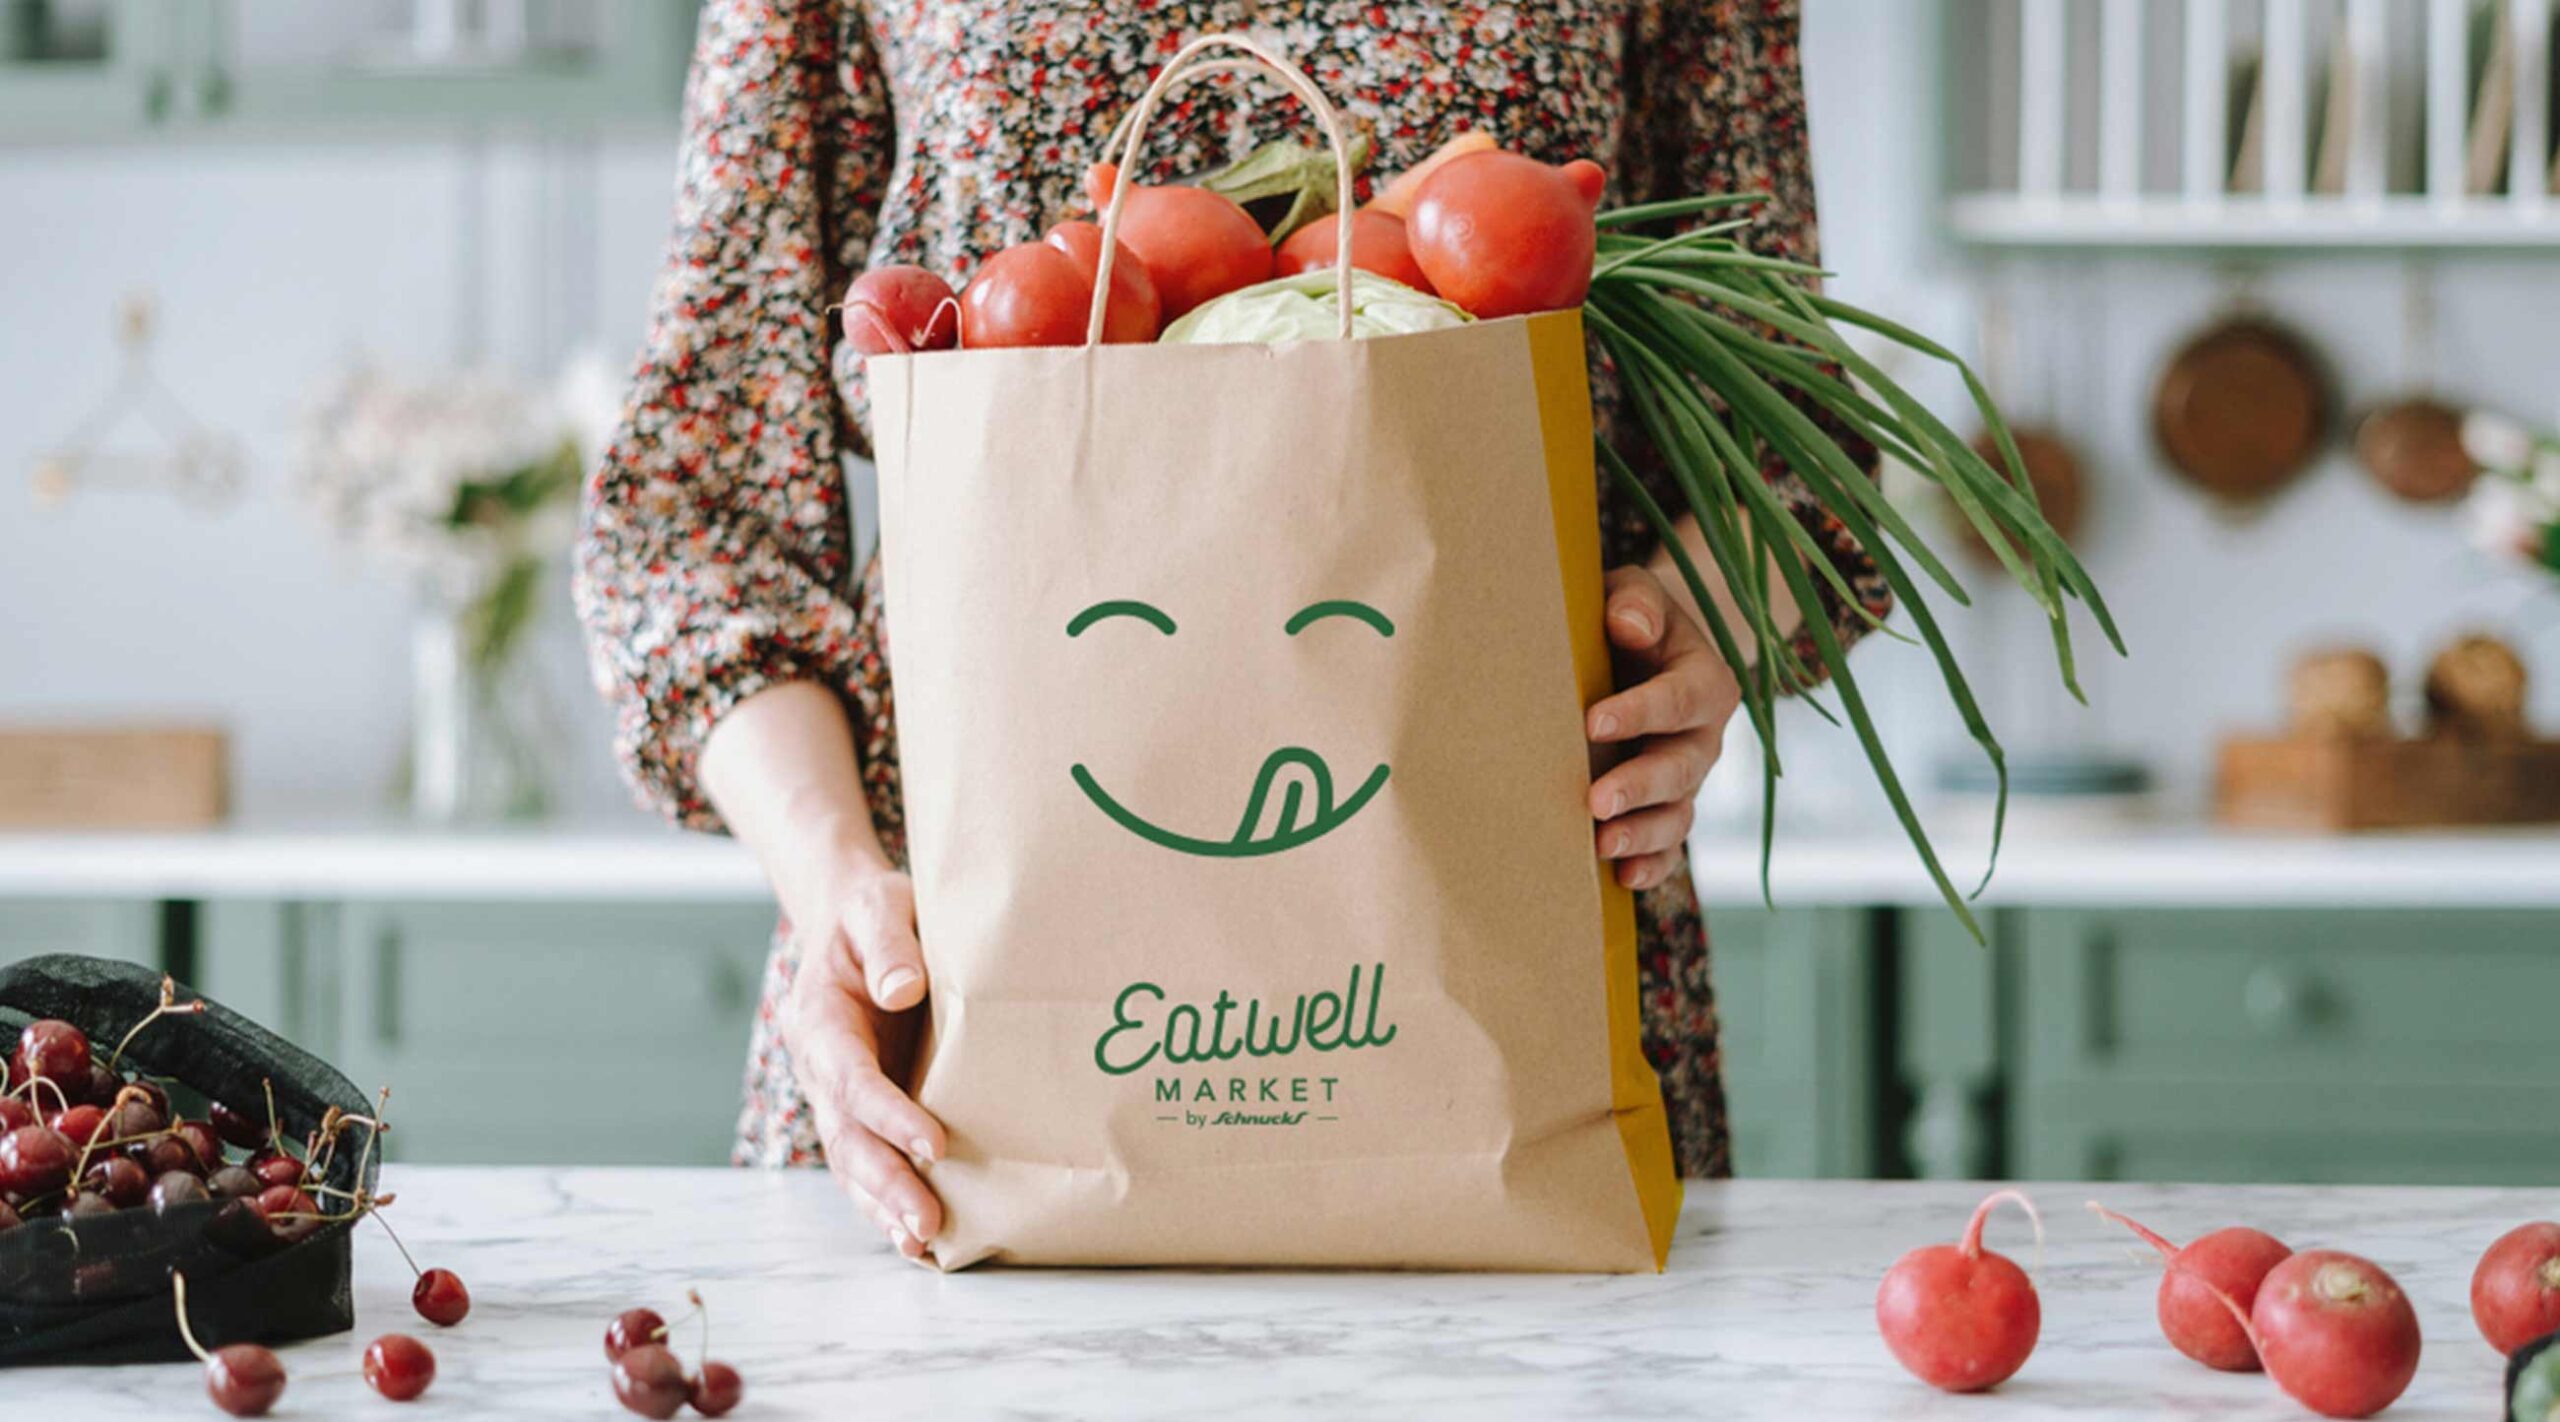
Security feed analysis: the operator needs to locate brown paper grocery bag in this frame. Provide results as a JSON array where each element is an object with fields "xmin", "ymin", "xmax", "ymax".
[{"xmin": 867, "ymin": 36, "xmax": 1678, "ymax": 1272}]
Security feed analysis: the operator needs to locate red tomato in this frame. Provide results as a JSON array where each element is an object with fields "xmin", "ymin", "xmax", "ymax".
[
  {"xmin": 1406, "ymin": 152, "xmax": 1605, "ymax": 320},
  {"xmin": 957, "ymin": 243, "xmax": 1094, "ymax": 349},
  {"xmin": 842, "ymin": 264, "xmax": 959, "ymax": 356},
  {"xmin": 1083, "ymin": 162, "xmax": 1272, "ymax": 320},
  {"xmin": 1273, "ymin": 211, "xmax": 1434, "ymax": 294},
  {"xmin": 1042, "ymin": 221, "xmax": 1161, "ymax": 343}
]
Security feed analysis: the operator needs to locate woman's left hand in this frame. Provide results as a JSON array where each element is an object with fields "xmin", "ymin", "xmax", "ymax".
[{"xmin": 1586, "ymin": 565, "xmax": 1743, "ymax": 891}]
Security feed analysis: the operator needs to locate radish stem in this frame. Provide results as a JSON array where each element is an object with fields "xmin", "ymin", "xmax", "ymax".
[{"xmin": 2087, "ymin": 1201, "xmax": 2183, "ymax": 1262}]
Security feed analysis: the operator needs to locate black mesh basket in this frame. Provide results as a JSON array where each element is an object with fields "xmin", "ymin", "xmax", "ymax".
[{"xmin": 0, "ymin": 954, "xmax": 379, "ymax": 1366}]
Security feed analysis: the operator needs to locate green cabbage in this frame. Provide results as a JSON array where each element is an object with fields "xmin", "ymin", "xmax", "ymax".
[{"xmin": 1160, "ymin": 269, "xmax": 1471, "ymax": 345}]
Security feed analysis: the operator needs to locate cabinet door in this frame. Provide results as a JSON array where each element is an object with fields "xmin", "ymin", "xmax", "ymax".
[
  {"xmin": 1710, "ymin": 905, "xmax": 1877, "ymax": 1178},
  {"xmin": 0, "ymin": 0, "xmax": 180, "ymax": 136},
  {"xmin": 311, "ymin": 900, "xmax": 775, "ymax": 1165},
  {"xmin": 2010, "ymin": 908, "xmax": 2560, "ymax": 1185},
  {"xmin": 0, "ymin": 897, "xmax": 160, "ymax": 969},
  {"xmin": 188, "ymin": 0, "xmax": 695, "ymax": 132}
]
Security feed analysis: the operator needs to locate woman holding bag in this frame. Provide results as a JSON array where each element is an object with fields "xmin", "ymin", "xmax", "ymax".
[{"xmin": 577, "ymin": 0, "xmax": 1885, "ymax": 1260}]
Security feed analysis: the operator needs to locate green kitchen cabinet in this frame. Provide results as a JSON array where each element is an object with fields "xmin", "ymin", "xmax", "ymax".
[
  {"xmin": 0, "ymin": 1, "xmax": 697, "ymax": 139},
  {"xmin": 1712, "ymin": 905, "xmax": 1879, "ymax": 1178},
  {"xmin": 2009, "ymin": 909, "xmax": 2560, "ymax": 1185},
  {"xmin": 188, "ymin": 0, "xmax": 697, "ymax": 134},
  {"xmin": 200, "ymin": 900, "xmax": 777, "ymax": 1166},
  {"xmin": 0, "ymin": 897, "xmax": 160, "ymax": 969},
  {"xmin": 0, "ymin": 0, "xmax": 182, "ymax": 136}
]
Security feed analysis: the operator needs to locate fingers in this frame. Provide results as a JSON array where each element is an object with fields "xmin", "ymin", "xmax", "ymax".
[
  {"xmin": 782, "ymin": 940, "xmax": 949, "ymax": 1257},
  {"xmin": 1616, "ymin": 848, "xmax": 1685, "ymax": 892},
  {"xmin": 1587, "ymin": 641, "xmax": 1739, "ymax": 745},
  {"xmin": 837, "ymin": 873, "xmax": 928, "ymax": 1011},
  {"xmin": 1602, "ymin": 565, "xmax": 1676, "ymax": 662},
  {"xmin": 1590, "ymin": 723, "xmax": 1725, "ymax": 819},
  {"xmin": 1596, "ymin": 798, "xmax": 1695, "ymax": 861}
]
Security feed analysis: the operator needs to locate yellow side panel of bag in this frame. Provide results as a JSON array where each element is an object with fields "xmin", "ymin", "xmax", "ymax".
[{"xmin": 1524, "ymin": 308, "xmax": 1683, "ymax": 1270}]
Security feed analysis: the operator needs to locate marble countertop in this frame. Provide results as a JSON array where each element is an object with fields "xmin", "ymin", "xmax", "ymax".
[
  {"xmin": 6, "ymin": 1169, "xmax": 2530, "ymax": 1419},
  {"xmin": 3, "ymin": 822, "xmax": 2558, "ymax": 907}
]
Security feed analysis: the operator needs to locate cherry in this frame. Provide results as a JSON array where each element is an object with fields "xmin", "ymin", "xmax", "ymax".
[
  {"xmin": 76, "ymin": 1061, "xmax": 124, "ymax": 1108},
  {"xmin": 0, "ymin": 1098, "xmax": 33, "ymax": 1132},
  {"xmin": 105, "ymin": 1094, "xmax": 166, "ymax": 1142},
  {"xmin": 255, "ymin": 1184, "xmax": 320, "ymax": 1243},
  {"xmin": 173, "ymin": 1272, "xmax": 286, "ymax": 1417},
  {"xmin": 140, "ymin": 1136, "xmax": 199, "ymax": 1178},
  {"xmin": 12, "ymin": 1019, "xmax": 91, "ymax": 1089},
  {"xmin": 690, "ymin": 1361, "xmax": 744, "ymax": 1417},
  {"xmin": 363, "ymin": 1333, "xmax": 437, "ymax": 1401},
  {"xmin": 0, "ymin": 1125, "xmax": 76, "ymax": 1196},
  {"xmin": 128, "ymin": 1078, "xmax": 172, "ymax": 1118},
  {"xmin": 63, "ymin": 1189, "xmax": 114, "ymax": 1220},
  {"xmin": 174, "ymin": 1119, "xmax": 224, "ymax": 1168},
  {"xmin": 248, "ymin": 1152, "xmax": 305, "ymax": 1189},
  {"xmin": 606, "ymin": 1307, "xmax": 666, "ymax": 1360},
  {"xmin": 48, "ymin": 1104, "xmax": 107, "ymax": 1148},
  {"xmin": 209, "ymin": 1101, "xmax": 270, "ymax": 1152},
  {"xmin": 207, "ymin": 1165, "xmax": 263, "ymax": 1200},
  {"xmin": 613, "ymin": 1343, "xmax": 691, "ymax": 1419},
  {"xmin": 151, "ymin": 1170, "xmax": 212, "ymax": 1213},
  {"xmin": 0, "ymin": 1198, "xmax": 18, "ymax": 1232},
  {"xmin": 413, "ymin": 1268, "xmax": 471, "ymax": 1327},
  {"xmin": 85, "ymin": 1154, "xmax": 148, "ymax": 1207}
]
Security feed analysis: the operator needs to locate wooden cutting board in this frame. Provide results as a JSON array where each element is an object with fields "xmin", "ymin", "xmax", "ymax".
[{"xmin": 2216, "ymin": 734, "xmax": 2560, "ymax": 831}]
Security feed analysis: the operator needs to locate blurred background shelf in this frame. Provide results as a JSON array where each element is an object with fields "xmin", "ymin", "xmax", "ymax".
[
  {"xmin": 0, "ymin": 0, "xmax": 697, "ymax": 141},
  {"xmin": 1947, "ymin": 194, "xmax": 2560, "ymax": 249}
]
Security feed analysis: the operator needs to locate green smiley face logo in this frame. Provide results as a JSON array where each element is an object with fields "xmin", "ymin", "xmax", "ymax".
[{"xmin": 1067, "ymin": 598, "xmax": 1394, "ymax": 858}]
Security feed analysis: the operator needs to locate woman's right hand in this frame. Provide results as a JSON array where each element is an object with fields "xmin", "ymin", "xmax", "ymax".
[
  {"xmin": 699, "ymin": 681, "xmax": 949, "ymax": 1260},
  {"xmin": 773, "ymin": 838, "xmax": 948, "ymax": 1261}
]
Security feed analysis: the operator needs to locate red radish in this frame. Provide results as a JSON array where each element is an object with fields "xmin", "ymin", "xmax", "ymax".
[
  {"xmin": 1274, "ymin": 210, "xmax": 1435, "ymax": 293},
  {"xmin": 957, "ymin": 242, "xmax": 1094, "ymax": 349},
  {"xmin": 2473, "ymin": 1222, "xmax": 2560, "ymax": 1355},
  {"xmin": 1876, "ymin": 1188, "xmax": 2043, "ymax": 1392},
  {"xmin": 1042, "ymin": 221, "xmax": 1161, "ymax": 343},
  {"xmin": 842, "ymin": 265, "xmax": 958, "ymax": 357},
  {"xmin": 2201, "ymin": 1249, "xmax": 2421, "ymax": 1419},
  {"xmin": 1083, "ymin": 162, "xmax": 1271, "ymax": 320},
  {"xmin": 1406, "ymin": 151, "xmax": 1605, "ymax": 320},
  {"xmin": 2089, "ymin": 1202, "xmax": 2292, "ymax": 1372}
]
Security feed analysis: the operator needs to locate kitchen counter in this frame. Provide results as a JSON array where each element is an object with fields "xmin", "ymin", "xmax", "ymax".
[
  {"xmin": 6, "ymin": 1169, "xmax": 2526, "ymax": 1419},
  {"xmin": 4, "ymin": 823, "xmax": 2559, "ymax": 906}
]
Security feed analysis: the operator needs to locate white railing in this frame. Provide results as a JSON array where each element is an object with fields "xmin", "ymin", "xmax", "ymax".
[{"xmin": 1947, "ymin": 0, "xmax": 2560, "ymax": 248}]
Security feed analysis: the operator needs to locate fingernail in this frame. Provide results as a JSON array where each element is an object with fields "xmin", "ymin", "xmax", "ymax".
[
  {"xmin": 1617, "ymin": 610, "xmax": 1654, "ymax": 639},
  {"xmin": 886, "ymin": 1224, "xmax": 911, "ymax": 1250},
  {"xmin": 877, "ymin": 967, "xmax": 921, "ymax": 1004},
  {"xmin": 903, "ymin": 1211, "xmax": 929, "ymax": 1240},
  {"xmin": 1592, "ymin": 712, "xmax": 1619, "ymax": 738},
  {"xmin": 1608, "ymin": 832, "xmax": 1629, "ymax": 856},
  {"xmin": 1606, "ymin": 791, "xmax": 1626, "ymax": 817},
  {"xmin": 909, "ymin": 1136, "xmax": 937, "ymax": 1166}
]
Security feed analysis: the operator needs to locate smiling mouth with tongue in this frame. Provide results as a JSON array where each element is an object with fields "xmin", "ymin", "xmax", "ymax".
[{"xmin": 1071, "ymin": 747, "xmax": 1390, "ymax": 858}]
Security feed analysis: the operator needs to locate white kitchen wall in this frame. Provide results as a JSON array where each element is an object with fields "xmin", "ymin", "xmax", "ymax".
[{"xmin": 0, "ymin": 1, "xmax": 2553, "ymax": 834}]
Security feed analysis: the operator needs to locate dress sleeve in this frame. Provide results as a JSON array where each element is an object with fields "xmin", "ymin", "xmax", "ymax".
[
  {"xmin": 1613, "ymin": 0, "xmax": 1892, "ymax": 680},
  {"xmin": 573, "ymin": 0, "xmax": 895, "ymax": 832}
]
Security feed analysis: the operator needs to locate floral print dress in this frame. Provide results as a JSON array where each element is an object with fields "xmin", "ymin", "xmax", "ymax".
[{"xmin": 576, "ymin": 0, "xmax": 1885, "ymax": 1181}]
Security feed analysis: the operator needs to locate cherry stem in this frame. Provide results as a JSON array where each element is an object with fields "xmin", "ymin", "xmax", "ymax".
[
  {"xmin": 690, "ymin": 1288, "xmax": 711, "ymax": 1373},
  {"xmin": 2087, "ymin": 1201, "xmax": 2183, "ymax": 1263},
  {"xmin": 370, "ymin": 1206, "xmax": 425, "ymax": 1280},
  {"xmin": 12, "ymin": 1073, "xmax": 71, "ymax": 1117},
  {"xmin": 262, "ymin": 1077, "xmax": 282, "ymax": 1152},
  {"xmin": 107, "ymin": 975, "xmax": 207, "ymax": 1071},
  {"xmin": 170, "ymin": 1271, "xmax": 214, "ymax": 1364},
  {"xmin": 72, "ymin": 1084, "xmax": 155, "ymax": 1179}
]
